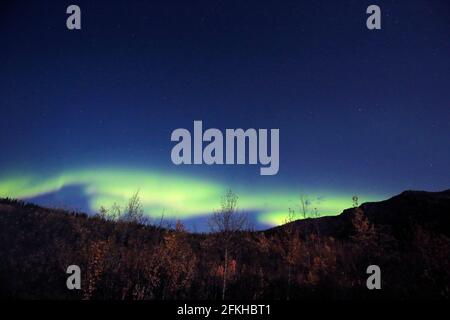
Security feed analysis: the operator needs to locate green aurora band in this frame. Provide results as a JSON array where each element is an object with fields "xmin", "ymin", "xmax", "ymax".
[{"xmin": 0, "ymin": 167, "xmax": 383, "ymax": 227}]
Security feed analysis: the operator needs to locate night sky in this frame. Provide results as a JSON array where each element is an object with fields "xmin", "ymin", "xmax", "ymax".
[{"xmin": 0, "ymin": 0, "xmax": 449, "ymax": 230}]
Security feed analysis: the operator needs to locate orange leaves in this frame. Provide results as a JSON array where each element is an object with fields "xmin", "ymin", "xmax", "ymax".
[
  {"xmin": 83, "ymin": 239, "xmax": 109, "ymax": 300},
  {"xmin": 215, "ymin": 259, "xmax": 237, "ymax": 278}
]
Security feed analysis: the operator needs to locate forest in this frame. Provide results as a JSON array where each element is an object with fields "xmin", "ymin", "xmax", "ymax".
[{"xmin": 0, "ymin": 189, "xmax": 449, "ymax": 300}]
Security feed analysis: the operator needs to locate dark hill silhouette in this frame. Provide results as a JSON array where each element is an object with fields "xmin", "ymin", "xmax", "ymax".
[
  {"xmin": 0, "ymin": 189, "xmax": 449, "ymax": 300},
  {"xmin": 268, "ymin": 189, "xmax": 450, "ymax": 239}
]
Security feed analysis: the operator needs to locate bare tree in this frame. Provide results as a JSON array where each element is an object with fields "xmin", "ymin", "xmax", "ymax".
[
  {"xmin": 121, "ymin": 190, "xmax": 145, "ymax": 224},
  {"xmin": 208, "ymin": 189, "xmax": 247, "ymax": 300},
  {"xmin": 95, "ymin": 191, "xmax": 145, "ymax": 224},
  {"xmin": 300, "ymin": 195, "xmax": 310, "ymax": 219},
  {"xmin": 282, "ymin": 208, "xmax": 301, "ymax": 300}
]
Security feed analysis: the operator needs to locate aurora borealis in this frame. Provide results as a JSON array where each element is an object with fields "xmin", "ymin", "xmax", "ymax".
[
  {"xmin": 0, "ymin": 167, "xmax": 381, "ymax": 228},
  {"xmin": 0, "ymin": 1, "xmax": 449, "ymax": 230}
]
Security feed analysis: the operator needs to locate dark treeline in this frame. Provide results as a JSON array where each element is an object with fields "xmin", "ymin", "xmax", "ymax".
[{"xmin": 0, "ymin": 190, "xmax": 449, "ymax": 300}]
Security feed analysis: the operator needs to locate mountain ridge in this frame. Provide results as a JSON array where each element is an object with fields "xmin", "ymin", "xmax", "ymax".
[{"xmin": 267, "ymin": 189, "xmax": 450, "ymax": 238}]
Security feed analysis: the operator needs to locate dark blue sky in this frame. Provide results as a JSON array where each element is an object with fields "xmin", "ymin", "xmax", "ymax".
[{"xmin": 0, "ymin": 0, "xmax": 449, "ymax": 228}]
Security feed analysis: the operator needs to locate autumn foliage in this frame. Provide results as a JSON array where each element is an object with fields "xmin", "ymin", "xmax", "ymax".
[{"xmin": 0, "ymin": 190, "xmax": 449, "ymax": 300}]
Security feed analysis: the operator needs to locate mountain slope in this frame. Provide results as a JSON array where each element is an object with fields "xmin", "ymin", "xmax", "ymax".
[
  {"xmin": 268, "ymin": 189, "xmax": 450, "ymax": 238},
  {"xmin": 0, "ymin": 189, "xmax": 449, "ymax": 299}
]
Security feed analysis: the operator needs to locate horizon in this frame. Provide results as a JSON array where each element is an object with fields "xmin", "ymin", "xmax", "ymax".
[
  {"xmin": 1, "ymin": 0, "xmax": 449, "ymax": 231},
  {"xmin": 1, "ymin": 179, "xmax": 447, "ymax": 232}
]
